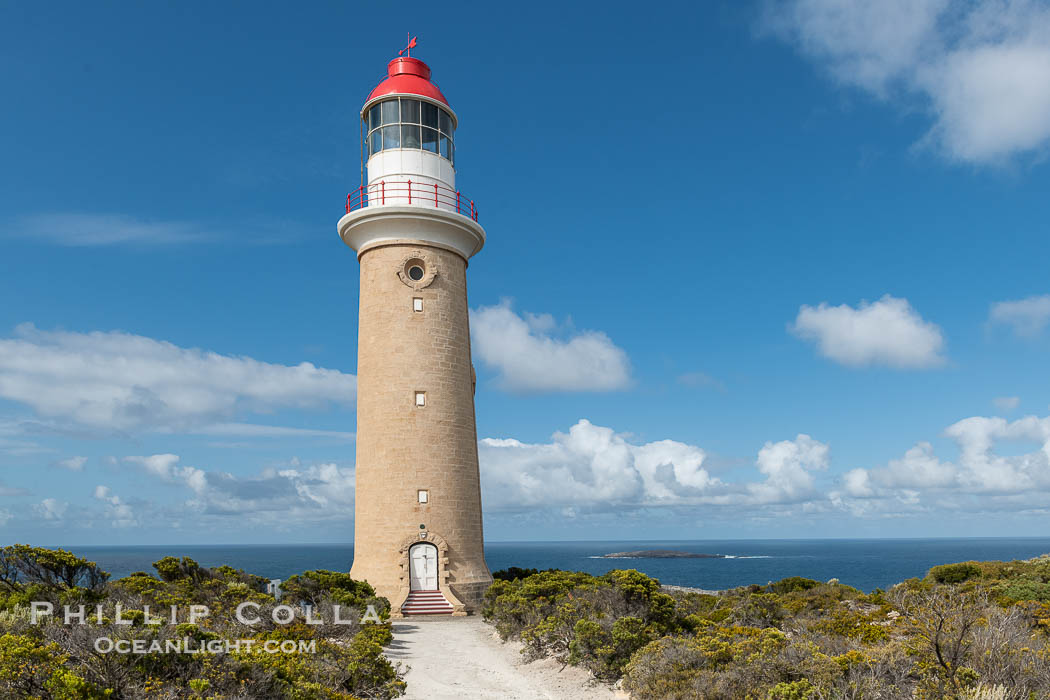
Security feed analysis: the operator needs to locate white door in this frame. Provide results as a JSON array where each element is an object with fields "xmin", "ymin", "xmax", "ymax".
[{"xmin": 409, "ymin": 544, "xmax": 438, "ymax": 591}]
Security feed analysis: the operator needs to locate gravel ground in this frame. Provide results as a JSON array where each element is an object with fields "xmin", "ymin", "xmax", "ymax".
[{"xmin": 388, "ymin": 616, "xmax": 623, "ymax": 700}]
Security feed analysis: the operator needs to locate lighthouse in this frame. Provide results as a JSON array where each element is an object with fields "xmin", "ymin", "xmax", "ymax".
[{"xmin": 339, "ymin": 50, "xmax": 492, "ymax": 616}]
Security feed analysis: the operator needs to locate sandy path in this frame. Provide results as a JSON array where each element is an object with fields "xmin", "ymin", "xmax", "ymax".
[{"xmin": 388, "ymin": 616, "xmax": 621, "ymax": 700}]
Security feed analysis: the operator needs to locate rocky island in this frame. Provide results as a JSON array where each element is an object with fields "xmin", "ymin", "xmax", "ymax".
[{"xmin": 601, "ymin": 549, "xmax": 725, "ymax": 559}]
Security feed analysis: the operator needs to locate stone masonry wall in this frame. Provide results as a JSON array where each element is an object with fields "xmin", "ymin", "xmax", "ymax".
[{"xmin": 350, "ymin": 241, "xmax": 492, "ymax": 611}]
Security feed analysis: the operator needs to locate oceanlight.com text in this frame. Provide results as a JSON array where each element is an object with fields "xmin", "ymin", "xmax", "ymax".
[{"xmin": 92, "ymin": 637, "xmax": 317, "ymax": 655}]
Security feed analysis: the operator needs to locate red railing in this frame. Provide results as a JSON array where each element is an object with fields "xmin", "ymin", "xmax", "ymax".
[{"xmin": 345, "ymin": 180, "xmax": 479, "ymax": 222}]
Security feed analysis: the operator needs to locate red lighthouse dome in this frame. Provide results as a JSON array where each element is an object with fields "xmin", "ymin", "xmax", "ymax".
[{"xmin": 365, "ymin": 57, "xmax": 450, "ymax": 109}]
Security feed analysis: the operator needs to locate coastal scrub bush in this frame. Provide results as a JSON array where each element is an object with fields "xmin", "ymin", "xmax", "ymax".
[
  {"xmin": 766, "ymin": 577, "xmax": 821, "ymax": 595},
  {"xmin": 622, "ymin": 622, "xmax": 799, "ymax": 699},
  {"xmin": 767, "ymin": 679, "xmax": 816, "ymax": 699},
  {"xmin": 929, "ymin": 562, "xmax": 982, "ymax": 585},
  {"xmin": 487, "ymin": 559, "xmax": 1050, "ymax": 699},
  {"xmin": 282, "ymin": 570, "xmax": 386, "ymax": 614},
  {"xmin": 0, "ymin": 546, "xmax": 406, "ymax": 699},
  {"xmin": 0, "ymin": 545, "xmax": 109, "ymax": 593},
  {"xmin": 153, "ymin": 556, "xmax": 209, "ymax": 584},
  {"xmin": 0, "ymin": 632, "xmax": 110, "ymax": 698},
  {"xmin": 492, "ymin": 567, "xmax": 556, "ymax": 581}
]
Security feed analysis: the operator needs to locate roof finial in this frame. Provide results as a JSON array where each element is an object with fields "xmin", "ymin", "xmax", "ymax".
[{"xmin": 399, "ymin": 33, "xmax": 418, "ymax": 58}]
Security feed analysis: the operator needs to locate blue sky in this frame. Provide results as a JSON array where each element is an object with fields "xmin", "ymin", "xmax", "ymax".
[{"xmin": 2, "ymin": 0, "xmax": 1050, "ymax": 544}]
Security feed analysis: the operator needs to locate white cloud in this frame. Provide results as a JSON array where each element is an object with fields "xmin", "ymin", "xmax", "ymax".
[
  {"xmin": 764, "ymin": 0, "xmax": 1050, "ymax": 164},
  {"xmin": 839, "ymin": 468, "xmax": 875, "ymax": 498},
  {"xmin": 833, "ymin": 414, "xmax": 1050, "ymax": 517},
  {"xmin": 471, "ymin": 302, "xmax": 631, "ymax": 393},
  {"xmin": 0, "ymin": 324, "xmax": 356, "ymax": 432},
  {"xmin": 0, "ymin": 510, "xmax": 11, "ymax": 527},
  {"xmin": 989, "ymin": 295, "xmax": 1050, "ymax": 337},
  {"xmin": 750, "ymin": 434, "xmax": 830, "ymax": 504},
  {"xmin": 946, "ymin": 415, "xmax": 1050, "ymax": 492},
  {"xmin": 118, "ymin": 452, "xmax": 356, "ymax": 527},
  {"xmin": 55, "ymin": 456, "xmax": 87, "ymax": 471},
  {"xmin": 93, "ymin": 485, "xmax": 137, "ymax": 528},
  {"xmin": 479, "ymin": 420, "xmax": 831, "ymax": 511},
  {"xmin": 34, "ymin": 498, "xmax": 68, "ymax": 521},
  {"xmin": 993, "ymin": 396, "xmax": 1021, "ymax": 412},
  {"xmin": 880, "ymin": 441, "xmax": 957, "ymax": 489},
  {"xmin": 10, "ymin": 213, "xmax": 211, "ymax": 246},
  {"xmin": 123, "ymin": 454, "xmax": 206, "ymax": 494},
  {"xmin": 791, "ymin": 295, "xmax": 945, "ymax": 368}
]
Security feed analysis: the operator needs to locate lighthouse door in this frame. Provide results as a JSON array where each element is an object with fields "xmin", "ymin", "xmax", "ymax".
[{"xmin": 409, "ymin": 544, "xmax": 438, "ymax": 591}]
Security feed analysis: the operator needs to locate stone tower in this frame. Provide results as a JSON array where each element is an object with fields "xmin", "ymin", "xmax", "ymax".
[{"xmin": 339, "ymin": 54, "xmax": 491, "ymax": 616}]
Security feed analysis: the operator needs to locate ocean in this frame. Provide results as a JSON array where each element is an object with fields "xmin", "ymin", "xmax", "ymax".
[{"xmin": 58, "ymin": 538, "xmax": 1050, "ymax": 593}]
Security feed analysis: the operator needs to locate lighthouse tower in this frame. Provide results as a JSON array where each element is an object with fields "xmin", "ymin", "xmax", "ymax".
[{"xmin": 339, "ymin": 52, "xmax": 491, "ymax": 616}]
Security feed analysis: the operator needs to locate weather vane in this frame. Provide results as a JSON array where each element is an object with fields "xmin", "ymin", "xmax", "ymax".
[{"xmin": 399, "ymin": 33, "xmax": 418, "ymax": 57}]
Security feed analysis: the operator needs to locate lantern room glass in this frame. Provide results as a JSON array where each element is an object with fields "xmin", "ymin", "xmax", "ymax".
[{"xmin": 365, "ymin": 97, "xmax": 455, "ymax": 165}]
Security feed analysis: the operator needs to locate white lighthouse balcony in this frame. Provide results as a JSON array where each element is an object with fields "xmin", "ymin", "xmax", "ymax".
[{"xmin": 339, "ymin": 183, "xmax": 485, "ymax": 260}]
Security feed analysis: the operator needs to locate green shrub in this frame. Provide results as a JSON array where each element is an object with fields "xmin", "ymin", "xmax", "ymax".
[
  {"xmin": 282, "ymin": 570, "xmax": 380, "ymax": 609},
  {"xmin": 0, "ymin": 633, "xmax": 110, "ymax": 698},
  {"xmin": 768, "ymin": 679, "xmax": 817, "ymax": 700},
  {"xmin": 490, "ymin": 559, "xmax": 1050, "ymax": 699},
  {"xmin": 0, "ymin": 547, "xmax": 406, "ymax": 699},
  {"xmin": 0, "ymin": 545, "xmax": 109, "ymax": 593},
  {"xmin": 766, "ymin": 577, "xmax": 822, "ymax": 595},
  {"xmin": 929, "ymin": 563, "xmax": 982, "ymax": 585},
  {"xmin": 999, "ymin": 579, "xmax": 1050, "ymax": 602},
  {"xmin": 568, "ymin": 616, "xmax": 657, "ymax": 679},
  {"xmin": 492, "ymin": 567, "xmax": 555, "ymax": 581},
  {"xmin": 152, "ymin": 556, "xmax": 211, "ymax": 583}
]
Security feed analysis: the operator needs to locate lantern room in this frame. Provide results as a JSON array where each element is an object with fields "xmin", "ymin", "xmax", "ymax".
[
  {"xmin": 341, "ymin": 52, "xmax": 483, "ymax": 260},
  {"xmin": 361, "ymin": 57, "xmax": 458, "ymax": 200}
]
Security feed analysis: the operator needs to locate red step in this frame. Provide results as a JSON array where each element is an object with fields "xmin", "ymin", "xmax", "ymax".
[{"xmin": 401, "ymin": 590, "xmax": 454, "ymax": 615}]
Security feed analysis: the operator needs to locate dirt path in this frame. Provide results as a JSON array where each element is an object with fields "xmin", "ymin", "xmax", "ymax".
[{"xmin": 388, "ymin": 616, "xmax": 622, "ymax": 700}]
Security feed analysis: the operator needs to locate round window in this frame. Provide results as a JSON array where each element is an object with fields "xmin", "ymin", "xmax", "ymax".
[{"xmin": 400, "ymin": 256, "xmax": 432, "ymax": 288}]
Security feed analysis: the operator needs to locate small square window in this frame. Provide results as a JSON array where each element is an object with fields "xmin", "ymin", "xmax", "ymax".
[
  {"xmin": 415, "ymin": 391, "xmax": 426, "ymax": 407},
  {"xmin": 413, "ymin": 297, "xmax": 423, "ymax": 312},
  {"xmin": 418, "ymin": 490, "xmax": 429, "ymax": 504}
]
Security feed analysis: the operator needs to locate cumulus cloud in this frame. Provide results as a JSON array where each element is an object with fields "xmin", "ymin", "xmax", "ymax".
[
  {"xmin": 471, "ymin": 302, "xmax": 631, "ymax": 393},
  {"xmin": 764, "ymin": 0, "xmax": 1050, "ymax": 164},
  {"xmin": 188, "ymin": 462, "xmax": 355, "ymax": 519},
  {"xmin": 0, "ymin": 324, "xmax": 356, "ymax": 432},
  {"xmin": 34, "ymin": 498, "xmax": 68, "ymax": 521},
  {"xmin": 55, "ymin": 456, "xmax": 87, "ymax": 471},
  {"xmin": 880, "ymin": 441, "xmax": 958, "ymax": 489},
  {"xmin": 750, "ymin": 434, "xmax": 830, "ymax": 504},
  {"xmin": 9, "ymin": 213, "xmax": 211, "ymax": 246},
  {"xmin": 791, "ymin": 295, "xmax": 945, "ymax": 368},
  {"xmin": 479, "ymin": 420, "xmax": 830, "ymax": 511},
  {"xmin": 839, "ymin": 468, "xmax": 875, "ymax": 498},
  {"xmin": 832, "ymin": 414, "xmax": 1050, "ymax": 517},
  {"xmin": 123, "ymin": 454, "xmax": 207, "ymax": 494},
  {"xmin": 989, "ymin": 294, "xmax": 1050, "ymax": 337},
  {"xmin": 93, "ymin": 485, "xmax": 137, "ymax": 528},
  {"xmin": 117, "ymin": 452, "xmax": 355, "ymax": 527}
]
